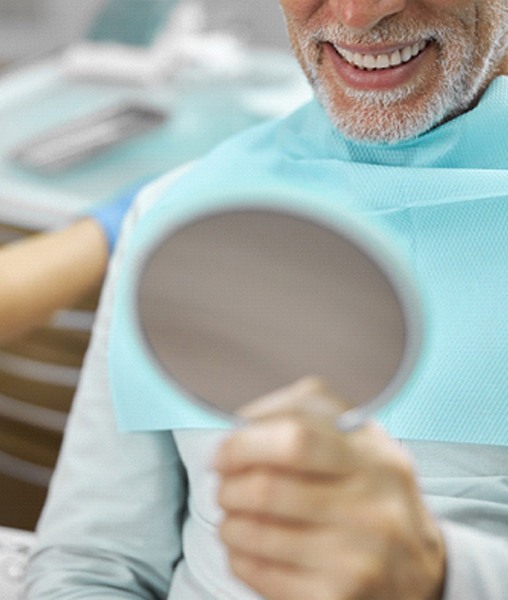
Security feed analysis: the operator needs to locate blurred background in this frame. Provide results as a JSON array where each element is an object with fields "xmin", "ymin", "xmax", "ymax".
[
  {"xmin": 0, "ymin": 0, "xmax": 311, "ymax": 540},
  {"xmin": 0, "ymin": 0, "xmax": 289, "ymax": 67}
]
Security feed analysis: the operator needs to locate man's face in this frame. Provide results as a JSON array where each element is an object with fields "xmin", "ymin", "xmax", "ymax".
[{"xmin": 280, "ymin": 0, "xmax": 508, "ymax": 143}]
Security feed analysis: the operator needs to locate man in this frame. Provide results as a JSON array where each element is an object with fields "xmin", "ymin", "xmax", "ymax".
[
  {"xmin": 25, "ymin": 0, "xmax": 508, "ymax": 599},
  {"xmin": 284, "ymin": 0, "xmax": 507, "ymax": 143}
]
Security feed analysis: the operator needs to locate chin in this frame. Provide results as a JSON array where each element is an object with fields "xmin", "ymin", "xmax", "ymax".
[
  {"xmin": 327, "ymin": 106, "xmax": 440, "ymax": 144},
  {"xmin": 312, "ymin": 73, "xmax": 474, "ymax": 144}
]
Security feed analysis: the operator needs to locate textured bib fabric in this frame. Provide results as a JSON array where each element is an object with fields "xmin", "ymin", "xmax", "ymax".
[{"xmin": 110, "ymin": 76, "xmax": 508, "ymax": 445}]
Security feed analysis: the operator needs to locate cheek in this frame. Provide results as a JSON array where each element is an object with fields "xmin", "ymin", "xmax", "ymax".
[
  {"xmin": 279, "ymin": 0, "xmax": 323, "ymax": 21},
  {"xmin": 422, "ymin": 0, "xmax": 478, "ymax": 25},
  {"xmin": 420, "ymin": 0, "xmax": 474, "ymax": 10}
]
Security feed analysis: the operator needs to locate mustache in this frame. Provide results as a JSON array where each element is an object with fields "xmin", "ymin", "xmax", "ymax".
[{"xmin": 306, "ymin": 17, "xmax": 463, "ymax": 48}]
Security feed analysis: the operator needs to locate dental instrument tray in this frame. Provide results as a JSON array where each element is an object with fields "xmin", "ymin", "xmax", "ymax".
[{"xmin": 9, "ymin": 102, "xmax": 168, "ymax": 174}]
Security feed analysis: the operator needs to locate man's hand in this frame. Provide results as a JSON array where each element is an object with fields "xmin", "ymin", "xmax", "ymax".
[{"xmin": 214, "ymin": 377, "xmax": 445, "ymax": 600}]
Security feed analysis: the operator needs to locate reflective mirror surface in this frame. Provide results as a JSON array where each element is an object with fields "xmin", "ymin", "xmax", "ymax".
[{"xmin": 138, "ymin": 208, "xmax": 421, "ymax": 427}]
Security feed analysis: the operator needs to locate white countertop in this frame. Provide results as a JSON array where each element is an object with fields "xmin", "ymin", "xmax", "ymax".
[{"xmin": 0, "ymin": 49, "xmax": 311, "ymax": 229}]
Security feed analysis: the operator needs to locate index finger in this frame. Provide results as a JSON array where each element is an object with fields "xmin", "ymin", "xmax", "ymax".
[
  {"xmin": 213, "ymin": 414, "xmax": 373, "ymax": 476},
  {"xmin": 237, "ymin": 376, "xmax": 351, "ymax": 422}
]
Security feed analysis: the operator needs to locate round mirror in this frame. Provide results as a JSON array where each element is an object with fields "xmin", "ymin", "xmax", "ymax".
[{"xmin": 137, "ymin": 206, "xmax": 422, "ymax": 430}]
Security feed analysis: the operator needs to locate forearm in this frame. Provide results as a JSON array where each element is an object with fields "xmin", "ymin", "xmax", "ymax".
[{"xmin": 0, "ymin": 218, "xmax": 108, "ymax": 345}]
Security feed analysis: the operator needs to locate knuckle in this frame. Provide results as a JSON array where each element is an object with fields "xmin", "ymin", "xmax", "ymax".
[
  {"xmin": 250, "ymin": 471, "xmax": 279, "ymax": 509},
  {"xmin": 221, "ymin": 515, "xmax": 266, "ymax": 553},
  {"xmin": 280, "ymin": 419, "xmax": 315, "ymax": 464},
  {"xmin": 370, "ymin": 441, "xmax": 416, "ymax": 490},
  {"xmin": 350, "ymin": 556, "xmax": 385, "ymax": 597},
  {"xmin": 391, "ymin": 450, "xmax": 415, "ymax": 483},
  {"xmin": 295, "ymin": 375, "xmax": 330, "ymax": 395},
  {"xmin": 374, "ymin": 498, "xmax": 408, "ymax": 547},
  {"xmin": 382, "ymin": 495, "xmax": 405, "ymax": 524},
  {"xmin": 228, "ymin": 551, "xmax": 257, "ymax": 582},
  {"xmin": 387, "ymin": 454, "xmax": 420, "ymax": 500}
]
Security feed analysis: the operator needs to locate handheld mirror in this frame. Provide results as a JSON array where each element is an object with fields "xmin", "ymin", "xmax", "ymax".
[{"xmin": 136, "ymin": 201, "xmax": 423, "ymax": 431}]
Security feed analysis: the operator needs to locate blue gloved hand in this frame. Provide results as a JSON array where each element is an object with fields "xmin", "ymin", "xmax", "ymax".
[{"xmin": 89, "ymin": 177, "xmax": 153, "ymax": 254}]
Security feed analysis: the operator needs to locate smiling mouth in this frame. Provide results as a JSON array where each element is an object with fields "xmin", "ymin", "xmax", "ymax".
[{"xmin": 334, "ymin": 40, "xmax": 430, "ymax": 71}]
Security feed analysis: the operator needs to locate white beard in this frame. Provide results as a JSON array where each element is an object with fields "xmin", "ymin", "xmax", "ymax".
[{"xmin": 288, "ymin": 3, "xmax": 508, "ymax": 143}]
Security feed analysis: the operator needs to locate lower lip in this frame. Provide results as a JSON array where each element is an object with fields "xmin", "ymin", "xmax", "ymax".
[{"xmin": 323, "ymin": 42, "xmax": 432, "ymax": 91}]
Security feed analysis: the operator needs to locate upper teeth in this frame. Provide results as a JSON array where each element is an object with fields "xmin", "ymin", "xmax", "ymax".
[{"xmin": 337, "ymin": 40, "xmax": 428, "ymax": 70}]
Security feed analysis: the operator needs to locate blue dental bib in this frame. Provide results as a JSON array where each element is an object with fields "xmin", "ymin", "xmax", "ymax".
[{"xmin": 110, "ymin": 77, "xmax": 508, "ymax": 446}]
